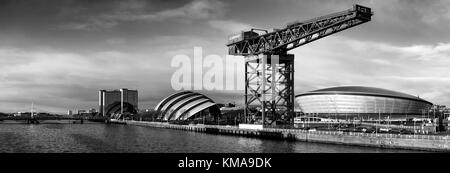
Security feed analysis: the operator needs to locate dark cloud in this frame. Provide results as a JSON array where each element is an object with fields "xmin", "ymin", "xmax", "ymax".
[
  {"xmin": 0, "ymin": 0, "xmax": 449, "ymax": 113},
  {"xmin": 337, "ymin": 0, "xmax": 450, "ymax": 45},
  {"xmin": 222, "ymin": 0, "xmax": 450, "ymax": 45}
]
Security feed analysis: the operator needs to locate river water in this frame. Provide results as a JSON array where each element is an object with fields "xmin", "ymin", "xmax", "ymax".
[{"xmin": 0, "ymin": 121, "xmax": 419, "ymax": 153}]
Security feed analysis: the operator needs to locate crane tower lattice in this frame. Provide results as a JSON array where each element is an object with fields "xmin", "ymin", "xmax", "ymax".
[{"xmin": 226, "ymin": 4, "xmax": 373, "ymax": 127}]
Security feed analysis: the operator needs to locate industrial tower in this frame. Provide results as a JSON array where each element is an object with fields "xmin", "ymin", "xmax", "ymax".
[{"xmin": 226, "ymin": 4, "xmax": 373, "ymax": 126}]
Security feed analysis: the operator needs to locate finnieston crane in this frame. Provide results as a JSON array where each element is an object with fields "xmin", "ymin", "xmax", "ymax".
[{"xmin": 226, "ymin": 4, "xmax": 373, "ymax": 127}]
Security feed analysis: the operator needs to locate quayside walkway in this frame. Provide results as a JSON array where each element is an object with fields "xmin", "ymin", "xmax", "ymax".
[{"xmin": 111, "ymin": 120, "xmax": 450, "ymax": 152}]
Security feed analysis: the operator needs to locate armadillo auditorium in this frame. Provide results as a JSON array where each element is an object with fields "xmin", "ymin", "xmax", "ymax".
[{"xmin": 295, "ymin": 86, "xmax": 433, "ymax": 119}]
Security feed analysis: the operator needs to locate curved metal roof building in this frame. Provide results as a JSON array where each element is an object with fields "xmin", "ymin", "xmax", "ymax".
[
  {"xmin": 154, "ymin": 91, "xmax": 220, "ymax": 121},
  {"xmin": 296, "ymin": 86, "xmax": 433, "ymax": 117}
]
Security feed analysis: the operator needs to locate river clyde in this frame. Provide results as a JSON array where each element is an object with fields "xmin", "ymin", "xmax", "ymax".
[{"xmin": 0, "ymin": 121, "xmax": 420, "ymax": 153}]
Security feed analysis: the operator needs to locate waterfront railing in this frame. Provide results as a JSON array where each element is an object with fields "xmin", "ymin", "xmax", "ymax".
[{"xmin": 119, "ymin": 120, "xmax": 450, "ymax": 141}]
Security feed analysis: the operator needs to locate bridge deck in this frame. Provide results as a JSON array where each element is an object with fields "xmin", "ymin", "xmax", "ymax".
[{"xmin": 0, "ymin": 117, "xmax": 108, "ymax": 121}]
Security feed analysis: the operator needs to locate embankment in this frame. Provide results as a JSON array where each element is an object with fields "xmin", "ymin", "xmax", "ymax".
[{"xmin": 112, "ymin": 120, "xmax": 450, "ymax": 152}]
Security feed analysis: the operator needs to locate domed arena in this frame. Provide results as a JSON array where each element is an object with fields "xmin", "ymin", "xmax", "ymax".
[{"xmin": 295, "ymin": 86, "xmax": 433, "ymax": 119}]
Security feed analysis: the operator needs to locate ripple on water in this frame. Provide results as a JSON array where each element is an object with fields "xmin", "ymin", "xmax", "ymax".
[
  {"xmin": 0, "ymin": 124, "xmax": 422, "ymax": 153},
  {"xmin": 70, "ymin": 133, "xmax": 125, "ymax": 153},
  {"xmin": 43, "ymin": 124, "xmax": 65, "ymax": 130},
  {"xmin": 0, "ymin": 132, "xmax": 33, "ymax": 153}
]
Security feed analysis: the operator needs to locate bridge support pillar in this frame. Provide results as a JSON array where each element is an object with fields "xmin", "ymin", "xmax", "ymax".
[{"xmin": 27, "ymin": 119, "xmax": 39, "ymax": 124}]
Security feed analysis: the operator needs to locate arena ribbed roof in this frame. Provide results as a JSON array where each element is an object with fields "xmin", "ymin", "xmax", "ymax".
[
  {"xmin": 296, "ymin": 86, "xmax": 432, "ymax": 105},
  {"xmin": 154, "ymin": 91, "xmax": 219, "ymax": 121}
]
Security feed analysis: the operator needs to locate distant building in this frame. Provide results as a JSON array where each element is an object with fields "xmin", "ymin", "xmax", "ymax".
[
  {"xmin": 431, "ymin": 105, "xmax": 447, "ymax": 111},
  {"xmin": 67, "ymin": 110, "xmax": 73, "ymax": 116},
  {"xmin": 77, "ymin": 109, "xmax": 87, "ymax": 115},
  {"xmin": 88, "ymin": 108, "xmax": 96, "ymax": 113},
  {"xmin": 99, "ymin": 88, "xmax": 138, "ymax": 116},
  {"xmin": 217, "ymin": 103, "xmax": 237, "ymax": 108},
  {"xmin": 430, "ymin": 104, "xmax": 450, "ymax": 119}
]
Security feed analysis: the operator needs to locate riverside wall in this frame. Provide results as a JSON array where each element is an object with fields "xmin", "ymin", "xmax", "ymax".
[{"xmin": 112, "ymin": 120, "xmax": 450, "ymax": 152}]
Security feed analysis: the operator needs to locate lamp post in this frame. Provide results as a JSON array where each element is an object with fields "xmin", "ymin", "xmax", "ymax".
[
  {"xmin": 387, "ymin": 116, "xmax": 390, "ymax": 130},
  {"xmin": 377, "ymin": 109, "xmax": 380, "ymax": 136}
]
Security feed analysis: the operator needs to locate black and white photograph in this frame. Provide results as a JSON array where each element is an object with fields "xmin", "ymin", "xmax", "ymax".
[{"xmin": 0, "ymin": 0, "xmax": 449, "ymax": 170}]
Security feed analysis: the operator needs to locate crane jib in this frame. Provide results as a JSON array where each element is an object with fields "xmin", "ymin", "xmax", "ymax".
[{"xmin": 226, "ymin": 4, "xmax": 373, "ymax": 55}]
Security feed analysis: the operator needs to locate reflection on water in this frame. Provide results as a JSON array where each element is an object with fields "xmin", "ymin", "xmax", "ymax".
[
  {"xmin": 237, "ymin": 137, "xmax": 263, "ymax": 152},
  {"xmin": 0, "ymin": 122, "xmax": 420, "ymax": 153}
]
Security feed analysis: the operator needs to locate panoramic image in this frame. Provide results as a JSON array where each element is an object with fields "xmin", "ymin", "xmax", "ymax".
[{"xmin": 1, "ymin": 0, "xmax": 450, "ymax": 159}]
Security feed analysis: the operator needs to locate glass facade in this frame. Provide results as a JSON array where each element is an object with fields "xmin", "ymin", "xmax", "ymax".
[
  {"xmin": 99, "ymin": 88, "xmax": 138, "ymax": 116},
  {"xmin": 296, "ymin": 94, "xmax": 432, "ymax": 117}
]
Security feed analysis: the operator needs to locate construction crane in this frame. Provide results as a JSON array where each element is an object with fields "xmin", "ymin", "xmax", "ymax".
[{"xmin": 226, "ymin": 4, "xmax": 373, "ymax": 127}]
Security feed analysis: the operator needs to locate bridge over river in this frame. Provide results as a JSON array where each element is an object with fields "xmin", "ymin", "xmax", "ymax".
[{"xmin": 0, "ymin": 116, "xmax": 110, "ymax": 124}]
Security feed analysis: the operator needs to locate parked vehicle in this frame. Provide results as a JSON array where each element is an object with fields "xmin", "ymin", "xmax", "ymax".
[
  {"xmin": 379, "ymin": 128, "xmax": 391, "ymax": 133},
  {"xmin": 400, "ymin": 129, "xmax": 415, "ymax": 135},
  {"xmin": 389, "ymin": 129, "xmax": 402, "ymax": 134}
]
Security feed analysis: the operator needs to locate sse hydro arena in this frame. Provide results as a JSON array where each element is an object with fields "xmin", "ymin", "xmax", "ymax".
[{"xmin": 295, "ymin": 86, "xmax": 433, "ymax": 119}]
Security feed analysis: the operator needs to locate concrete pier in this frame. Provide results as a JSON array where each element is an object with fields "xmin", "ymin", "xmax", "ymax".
[
  {"xmin": 112, "ymin": 120, "xmax": 450, "ymax": 152},
  {"xmin": 26, "ymin": 119, "xmax": 40, "ymax": 124}
]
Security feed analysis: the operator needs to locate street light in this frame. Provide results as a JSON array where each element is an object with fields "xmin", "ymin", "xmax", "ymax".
[
  {"xmin": 376, "ymin": 109, "xmax": 381, "ymax": 136},
  {"xmin": 387, "ymin": 116, "xmax": 390, "ymax": 130}
]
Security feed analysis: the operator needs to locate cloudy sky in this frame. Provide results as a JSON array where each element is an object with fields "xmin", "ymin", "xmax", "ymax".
[{"xmin": 0, "ymin": 0, "xmax": 450, "ymax": 113}]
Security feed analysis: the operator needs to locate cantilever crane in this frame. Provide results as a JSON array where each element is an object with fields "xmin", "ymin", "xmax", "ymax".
[{"xmin": 226, "ymin": 4, "xmax": 373, "ymax": 126}]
